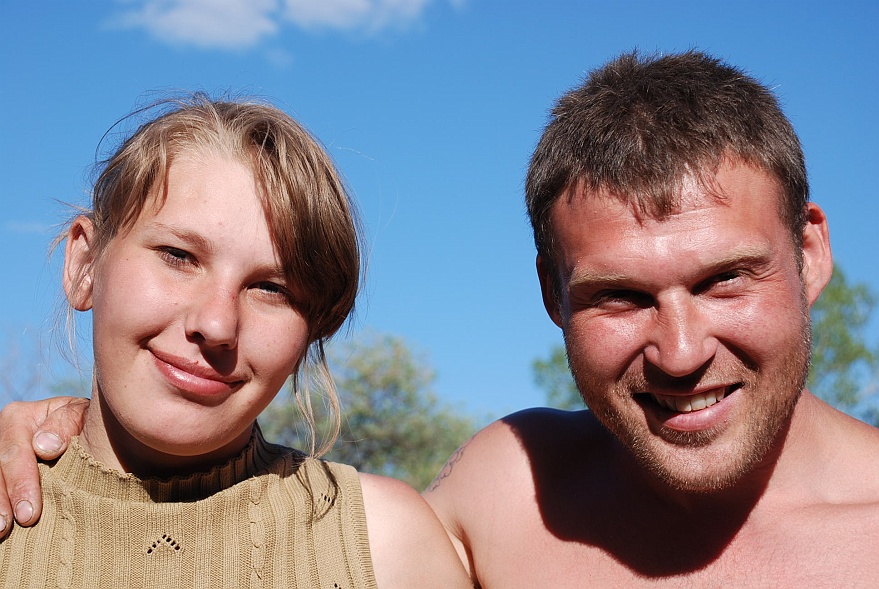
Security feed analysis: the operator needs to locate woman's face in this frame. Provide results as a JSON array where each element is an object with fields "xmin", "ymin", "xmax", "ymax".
[{"xmin": 65, "ymin": 150, "xmax": 309, "ymax": 475}]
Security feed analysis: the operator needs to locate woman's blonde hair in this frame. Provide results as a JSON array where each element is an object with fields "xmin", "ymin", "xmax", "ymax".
[{"xmin": 66, "ymin": 93, "xmax": 361, "ymax": 456}]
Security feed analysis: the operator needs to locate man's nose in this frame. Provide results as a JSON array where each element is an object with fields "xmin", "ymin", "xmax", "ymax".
[{"xmin": 643, "ymin": 295, "xmax": 717, "ymax": 377}]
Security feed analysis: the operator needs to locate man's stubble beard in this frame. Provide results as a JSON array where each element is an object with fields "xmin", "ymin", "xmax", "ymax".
[{"xmin": 567, "ymin": 303, "xmax": 812, "ymax": 495}]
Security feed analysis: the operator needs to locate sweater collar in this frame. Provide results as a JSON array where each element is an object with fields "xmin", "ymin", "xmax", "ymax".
[{"xmin": 51, "ymin": 425, "xmax": 304, "ymax": 502}]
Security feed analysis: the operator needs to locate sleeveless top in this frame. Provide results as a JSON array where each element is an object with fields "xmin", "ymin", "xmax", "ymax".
[{"xmin": 0, "ymin": 427, "xmax": 377, "ymax": 589}]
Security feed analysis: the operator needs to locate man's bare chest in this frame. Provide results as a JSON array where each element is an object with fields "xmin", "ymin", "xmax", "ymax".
[{"xmin": 472, "ymin": 512, "xmax": 879, "ymax": 589}]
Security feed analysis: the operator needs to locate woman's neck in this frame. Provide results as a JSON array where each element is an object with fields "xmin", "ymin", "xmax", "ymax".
[{"xmin": 80, "ymin": 390, "xmax": 255, "ymax": 478}]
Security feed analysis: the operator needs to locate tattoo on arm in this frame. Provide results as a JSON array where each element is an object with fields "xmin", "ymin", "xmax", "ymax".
[{"xmin": 425, "ymin": 439, "xmax": 471, "ymax": 492}]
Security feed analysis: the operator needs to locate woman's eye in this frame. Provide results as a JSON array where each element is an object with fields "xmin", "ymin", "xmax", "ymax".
[
  {"xmin": 157, "ymin": 247, "xmax": 192, "ymax": 267},
  {"xmin": 253, "ymin": 281, "xmax": 293, "ymax": 302}
]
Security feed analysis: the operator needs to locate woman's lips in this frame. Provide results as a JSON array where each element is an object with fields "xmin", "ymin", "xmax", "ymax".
[{"xmin": 150, "ymin": 350, "xmax": 243, "ymax": 397}]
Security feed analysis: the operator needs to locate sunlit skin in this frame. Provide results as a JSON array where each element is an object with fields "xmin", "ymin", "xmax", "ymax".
[
  {"xmin": 17, "ymin": 149, "xmax": 475, "ymax": 589},
  {"xmin": 64, "ymin": 151, "xmax": 309, "ymax": 477},
  {"xmin": 423, "ymin": 158, "xmax": 879, "ymax": 587},
  {"xmin": 541, "ymin": 163, "xmax": 818, "ymax": 494},
  {"xmin": 2, "ymin": 154, "xmax": 878, "ymax": 586}
]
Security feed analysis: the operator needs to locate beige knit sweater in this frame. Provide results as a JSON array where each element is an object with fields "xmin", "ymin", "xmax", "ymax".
[{"xmin": 0, "ymin": 428, "xmax": 377, "ymax": 589}]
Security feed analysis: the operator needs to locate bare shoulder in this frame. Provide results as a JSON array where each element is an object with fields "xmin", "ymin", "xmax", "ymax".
[
  {"xmin": 426, "ymin": 407, "xmax": 601, "ymax": 494},
  {"xmin": 801, "ymin": 394, "xmax": 879, "ymax": 501},
  {"xmin": 422, "ymin": 408, "xmax": 605, "ymax": 575},
  {"xmin": 738, "ymin": 396, "xmax": 879, "ymax": 585},
  {"xmin": 424, "ymin": 408, "xmax": 603, "ymax": 532},
  {"xmin": 358, "ymin": 473, "xmax": 471, "ymax": 588},
  {"xmin": 756, "ymin": 399, "xmax": 879, "ymax": 585}
]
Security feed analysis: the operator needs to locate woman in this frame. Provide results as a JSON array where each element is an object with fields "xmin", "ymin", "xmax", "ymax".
[{"xmin": 0, "ymin": 95, "xmax": 470, "ymax": 588}]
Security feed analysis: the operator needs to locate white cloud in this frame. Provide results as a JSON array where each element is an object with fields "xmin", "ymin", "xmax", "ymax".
[
  {"xmin": 109, "ymin": 0, "xmax": 462, "ymax": 49},
  {"xmin": 110, "ymin": 0, "xmax": 280, "ymax": 50},
  {"xmin": 282, "ymin": 0, "xmax": 430, "ymax": 33}
]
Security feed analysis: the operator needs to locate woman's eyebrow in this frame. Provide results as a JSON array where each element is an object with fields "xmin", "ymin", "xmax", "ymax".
[{"xmin": 143, "ymin": 222, "xmax": 215, "ymax": 254}]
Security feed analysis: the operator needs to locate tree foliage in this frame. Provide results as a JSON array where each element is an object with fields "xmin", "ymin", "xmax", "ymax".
[
  {"xmin": 533, "ymin": 264, "xmax": 879, "ymax": 425},
  {"xmin": 808, "ymin": 265, "xmax": 877, "ymax": 412},
  {"xmin": 532, "ymin": 344, "xmax": 582, "ymax": 411},
  {"xmin": 260, "ymin": 332, "xmax": 477, "ymax": 490}
]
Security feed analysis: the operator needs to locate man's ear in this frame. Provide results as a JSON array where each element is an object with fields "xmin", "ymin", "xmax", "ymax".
[
  {"xmin": 63, "ymin": 216, "xmax": 97, "ymax": 311},
  {"xmin": 800, "ymin": 202, "xmax": 833, "ymax": 306},
  {"xmin": 537, "ymin": 254, "xmax": 563, "ymax": 327}
]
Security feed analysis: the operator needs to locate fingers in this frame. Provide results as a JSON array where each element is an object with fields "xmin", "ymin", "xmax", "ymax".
[
  {"xmin": 32, "ymin": 397, "xmax": 89, "ymax": 460},
  {"xmin": 0, "ymin": 464, "xmax": 9, "ymax": 536},
  {"xmin": 0, "ymin": 397, "xmax": 90, "ymax": 537},
  {"xmin": 0, "ymin": 439, "xmax": 39, "ymax": 526},
  {"xmin": 0, "ymin": 401, "xmax": 43, "ymax": 536}
]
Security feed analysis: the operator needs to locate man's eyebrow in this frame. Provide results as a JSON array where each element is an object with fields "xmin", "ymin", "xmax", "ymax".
[
  {"xmin": 700, "ymin": 247, "xmax": 774, "ymax": 275},
  {"xmin": 568, "ymin": 270, "xmax": 630, "ymax": 289},
  {"xmin": 568, "ymin": 246, "xmax": 774, "ymax": 289},
  {"xmin": 144, "ymin": 222, "xmax": 215, "ymax": 254}
]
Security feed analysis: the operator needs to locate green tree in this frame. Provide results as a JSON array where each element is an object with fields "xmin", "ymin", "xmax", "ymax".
[
  {"xmin": 533, "ymin": 345, "xmax": 582, "ymax": 411},
  {"xmin": 809, "ymin": 265, "xmax": 878, "ymax": 414},
  {"xmin": 260, "ymin": 333, "xmax": 477, "ymax": 490},
  {"xmin": 533, "ymin": 264, "xmax": 879, "ymax": 424}
]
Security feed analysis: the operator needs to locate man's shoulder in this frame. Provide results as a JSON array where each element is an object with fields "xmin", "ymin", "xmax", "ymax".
[
  {"xmin": 425, "ymin": 407, "xmax": 612, "ymax": 503},
  {"xmin": 823, "ymin": 408, "xmax": 879, "ymax": 502},
  {"xmin": 501, "ymin": 405, "xmax": 601, "ymax": 433},
  {"xmin": 459, "ymin": 407, "xmax": 604, "ymax": 464},
  {"xmin": 422, "ymin": 407, "xmax": 616, "ymax": 579},
  {"xmin": 786, "ymin": 393, "xmax": 879, "ymax": 505}
]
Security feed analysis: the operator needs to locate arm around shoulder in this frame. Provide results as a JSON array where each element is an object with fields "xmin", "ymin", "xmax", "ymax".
[
  {"xmin": 0, "ymin": 396, "xmax": 89, "ymax": 534},
  {"xmin": 359, "ymin": 472, "xmax": 473, "ymax": 588}
]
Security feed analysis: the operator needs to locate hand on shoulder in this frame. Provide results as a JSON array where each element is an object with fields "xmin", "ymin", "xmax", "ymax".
[
  {"xmin": 359, "ymin": 472, "xmax": 473, "ymax": 588},
  {"xmin": 0, "ymin": 396, "xmax": 89, "ymax": 535}
]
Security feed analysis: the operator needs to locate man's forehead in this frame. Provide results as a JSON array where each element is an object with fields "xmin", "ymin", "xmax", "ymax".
[{"xmin": 553, "ymin": 160, "xmax": 783, "ymax": 225}]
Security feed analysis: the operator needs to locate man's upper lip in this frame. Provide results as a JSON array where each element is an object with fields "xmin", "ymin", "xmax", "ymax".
[
  {"xmin": 151, "ymin": 349, "xmax": 243, "ymax": 384},
  {"xmin": 640, "ymin": 383, "xmax": 737, "ymax": 397}
]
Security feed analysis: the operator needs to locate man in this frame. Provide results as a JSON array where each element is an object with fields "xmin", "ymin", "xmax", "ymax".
[
  {"xmin": 421, "ymin": 51, "xmax": 879, "ymax": 587},
  {"xmin": 2, "ymin": 51, "xmax": 878, "ymax": 587}
]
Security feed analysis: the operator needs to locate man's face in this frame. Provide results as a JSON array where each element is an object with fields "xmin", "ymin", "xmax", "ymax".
[{"xmin": 538, "ymin": 160, "xmax": 830, "ymax": 493}]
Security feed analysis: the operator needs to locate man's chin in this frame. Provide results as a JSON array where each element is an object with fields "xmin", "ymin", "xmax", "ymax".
[
  {"xmin": 628, "ymin": 441, "xmax": 757, "ymax": 495},
  {"xmin": 643, "ymin": 462, "xmax": 750, "ymax": 495}
]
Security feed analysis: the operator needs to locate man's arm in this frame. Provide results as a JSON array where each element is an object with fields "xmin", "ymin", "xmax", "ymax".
[
  {"xmin": 0, "ymin": 396, "xmax": 89, "ymax": 536},
  {"xmin": 422, "ymin": 417, "xmax": 538, "ymax": 588},
  {"xmin": 422, "ymin": 439, "xmax": 477, "ymax": 579}
]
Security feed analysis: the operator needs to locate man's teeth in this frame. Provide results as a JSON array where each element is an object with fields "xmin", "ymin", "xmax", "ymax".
[{"xmin": 652, "ymin": 389, "xmax": 727, "ymax": 413}]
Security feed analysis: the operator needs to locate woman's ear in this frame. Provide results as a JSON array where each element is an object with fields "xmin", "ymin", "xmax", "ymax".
[
  {"xmin": 800, "ymin": 202, "xmax": 833, "ymax": 307},
  {"xmin": 63, "ymin": 216, "xmax": 97, "ymax": 311}
]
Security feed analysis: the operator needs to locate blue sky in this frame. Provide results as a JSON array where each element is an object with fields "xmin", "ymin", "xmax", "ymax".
[{"xmin": 1, "ymin": 1, "xmax": 877, "ymax": 419}]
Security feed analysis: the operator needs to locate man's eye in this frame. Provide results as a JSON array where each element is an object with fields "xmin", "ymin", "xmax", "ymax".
[
  {"xmin": 709, "ymin": 271, "xmax": 745, "ymax": 288},
  {"xmin": 593, "ymin": 290, "xmax": 652, "ymax": 308}
]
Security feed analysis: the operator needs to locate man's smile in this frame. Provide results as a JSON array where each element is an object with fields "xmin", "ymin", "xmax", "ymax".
[{"xmin": 649, "ymin": 385, "xmax": 736, "ymax": 413}]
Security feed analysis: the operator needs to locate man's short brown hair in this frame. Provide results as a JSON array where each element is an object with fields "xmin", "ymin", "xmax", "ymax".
[{"xmin": 526, "ymin": 50, "xmax": 809, "ymax": 295}]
